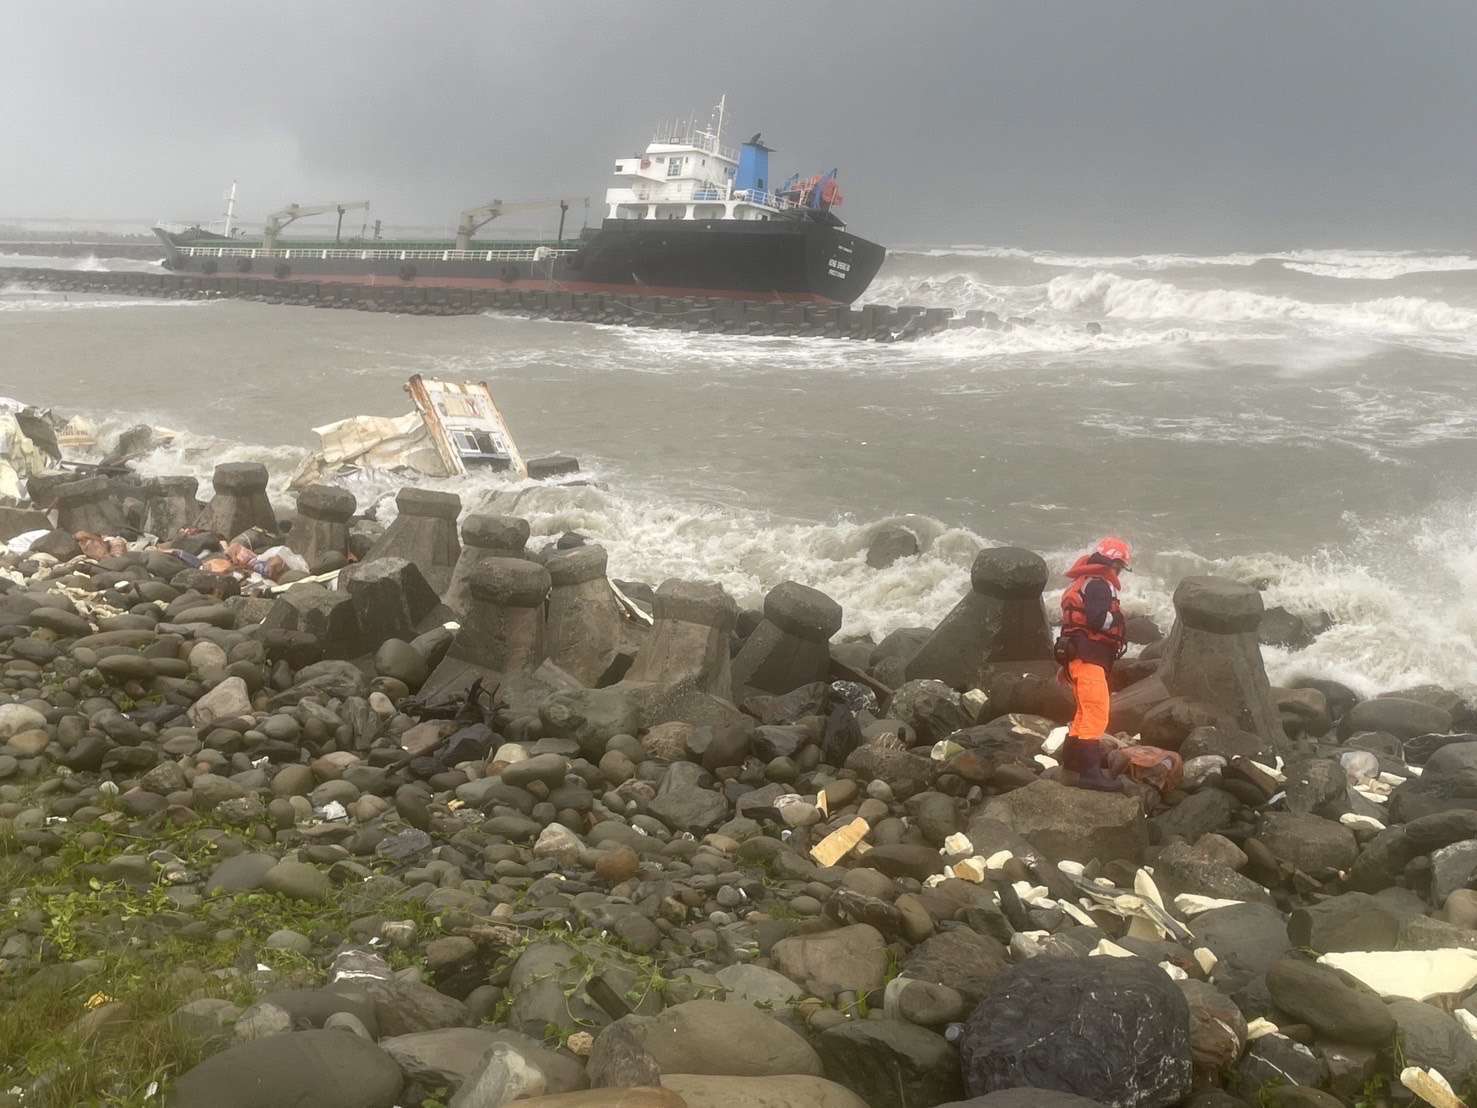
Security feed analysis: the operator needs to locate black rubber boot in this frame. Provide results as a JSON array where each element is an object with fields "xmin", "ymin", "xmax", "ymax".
[{"xmin": 1063, "ymin": 736, "xmax": 1122, "ymax": 792}]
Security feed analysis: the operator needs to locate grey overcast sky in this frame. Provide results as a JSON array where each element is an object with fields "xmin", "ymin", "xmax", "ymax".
[{"xmin": 4, "ymin": 0, "xmax": 1475, "ymax": 250}]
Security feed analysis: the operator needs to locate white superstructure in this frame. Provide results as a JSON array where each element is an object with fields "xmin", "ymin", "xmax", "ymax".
[{"xmin": 604, "ymin": 96, "xmax": 824, "ymax": 222}]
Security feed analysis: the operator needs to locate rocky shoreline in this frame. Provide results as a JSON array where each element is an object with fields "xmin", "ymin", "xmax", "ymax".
[{"xmin": 3, "ymin": 458, "xmax": 1477, "ymax": 1108}]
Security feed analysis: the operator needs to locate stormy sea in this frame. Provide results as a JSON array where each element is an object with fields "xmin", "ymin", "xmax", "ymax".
[{"xmin": 4, "ymin": 243, "xmax": 1477, "ymax": 698}]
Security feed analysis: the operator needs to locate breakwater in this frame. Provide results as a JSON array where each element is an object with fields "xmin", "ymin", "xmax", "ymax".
[{"xmin": 6, "ymin": 266, "xmax": 1008, "ymax": 340}]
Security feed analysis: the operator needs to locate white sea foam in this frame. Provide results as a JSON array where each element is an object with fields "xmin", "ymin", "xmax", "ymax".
[
  {"xmin": 0, "ymin": 251, "xmax": 166, "ymax": 273},
  {"xmin": 1045, "ymin": 270, "xmax": 1477, "ymax": 338},
  {"xmin": 0, "ymin": 293, "xmax": 214, "ymax": 313},
  {"xmin": 903, "ymin": 244, "xmax": 1477, "ymax": 280}
]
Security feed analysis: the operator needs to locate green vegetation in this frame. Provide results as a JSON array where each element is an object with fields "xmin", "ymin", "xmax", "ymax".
[{"xmin": 0, "ymin": 815, "xmax": 443, "ymax": 1106}]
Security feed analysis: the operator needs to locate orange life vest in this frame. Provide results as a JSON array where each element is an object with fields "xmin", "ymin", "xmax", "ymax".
[{"xmin": 1060, "ymin": 559, "xmax": 1126, "ymax": 654}]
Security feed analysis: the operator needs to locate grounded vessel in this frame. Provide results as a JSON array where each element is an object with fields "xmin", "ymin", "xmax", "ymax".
[{"xmin": 154, "ymin": 99, "xmax": 886, "ymax": 304}]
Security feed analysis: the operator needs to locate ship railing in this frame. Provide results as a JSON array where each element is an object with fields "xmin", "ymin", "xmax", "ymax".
[
  {"xmin": 176, "ymin": 246, "xmax": 579, "ymax": 262},
  {"xmin": 733, "ymin": 188, "xmax": 807, "ymax": 212}
]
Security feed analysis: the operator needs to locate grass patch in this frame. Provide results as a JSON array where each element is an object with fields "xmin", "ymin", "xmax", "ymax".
[{"xmin": 0, "ymin": 814, "xmax": 451, "ymax": 1104}]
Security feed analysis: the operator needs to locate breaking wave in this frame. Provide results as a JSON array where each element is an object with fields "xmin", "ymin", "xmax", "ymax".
[
  {"xmin": 1046, "ymin": 270, "xmax": 1477, "ymax": 336},
  {"xmin": 905, "ymin": 244, "xmax": 1477, "ymax": 280}
]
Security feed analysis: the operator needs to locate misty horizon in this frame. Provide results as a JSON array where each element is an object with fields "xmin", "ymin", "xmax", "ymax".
[{"xmin": 5, "ymin": 0, "xmax": 1476, "ymax": 252}]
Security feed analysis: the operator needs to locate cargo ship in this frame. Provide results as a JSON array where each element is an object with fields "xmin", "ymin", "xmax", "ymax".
[{"xmin": 153, "ymin": 99, "xmax": 886, "ymax": 305}]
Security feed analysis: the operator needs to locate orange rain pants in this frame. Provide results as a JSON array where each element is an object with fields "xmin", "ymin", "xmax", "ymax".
[{"xmin": 1067, "ymin": 658, "xmax": 1111, "ymax": 739}]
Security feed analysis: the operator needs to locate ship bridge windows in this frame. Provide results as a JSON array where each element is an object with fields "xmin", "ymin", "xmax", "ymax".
[{"xmin": 667, "ymin": 158, "xmax": 683, "ymax": 177}]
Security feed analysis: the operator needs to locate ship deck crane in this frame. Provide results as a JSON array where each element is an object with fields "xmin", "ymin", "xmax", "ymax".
[
  {"xmin": 263, "ymin": 201, "xmax": 370, "ymax": 251},
  {"xmin": 455, "ymin": 197, "xmax": 586, "ymax": 251}
]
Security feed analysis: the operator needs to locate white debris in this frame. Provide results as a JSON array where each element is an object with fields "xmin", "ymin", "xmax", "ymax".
[
  {"xmin": 984, "ymin": 849, "xmax": 1014, "ymax": 872},
  {"xmin": 1380, "ymin": 770, "xmax": 1410, "ymax": 787},
  {"xmin": 1340, "ymin": 812, "xmax": 1386, "ymax": 831},
  {"xmin": 1134, "ymin": 868, "xmax": 1166, "ymax": 909},
  {"xmin": 942, "ymin": 832, "xmax": 974, "ymax": 856},
  {"xmin": 318, "ymin": 801, "xmax": 348, "ymax": 822},
  {"xmin": 1043, "ymin": 726, "xmax": 1068, "ymax": 756},
  {"xmin": 1401, "ymin": 1066, "xmax": 1465, "ymax": 1108},
  {"xmin": 1250, "ymin": 758, "xmax": 1287, "ymax": 784},
  {"xmin": 1010, "ymin": 880, "xmax": 1050, "ymax": 905},
  {"xmin": 949, "ymin": 856, "xmax": 987, "ymax": 883},
  {"xmin": 1319, "ymin": 949, "xmax": 1477, "ymax": 1001},
  {"xmin": 1059, "ymin": 900, "xmax": 1099, "ymax": 928},
  {"xmin": 962, "ymin": 688, "xmax": 988, "ymax": 717},
  {"xmin": 1159, "ymin": 961, "xmax": 1189, "ymax": 981},
  {"xmin": 1091, "ymin": 939, "xmax": 1135, "ymax": 958},
  {"xmin": 1457, "ymin": 1008, "xmax": 1477, "ymax": 1043},
  {"xmin": 1245, "ymin": 1018, "xmax": 1280, "ymax": 1040},
  {"xmin": 1175, "ymin": 894, "xmax": 1244, "ymax": 917},
  {"xmin": 1033, "ymin": 754, "xmax": 1059, "ymax": 771},
  {"xmin": 1353, "ymin": 786, "xmax": 1391, "ymax": 805},
  {"xmin": 1057, "ymin": 860, "xmax": 1087, "ymax": 878},
  {"xmin": 1194, "ymin": 947, "xmax": 1218, "ymax": 976}
]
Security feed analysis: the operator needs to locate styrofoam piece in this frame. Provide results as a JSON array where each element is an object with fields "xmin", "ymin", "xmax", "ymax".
[
  {"xmin": 1245, "ymin": 1018, "xmax": 1279, "ymax": 1040},
  {"xmin": 1091, "ymin": 939, "xmax": 1135, "ymax": 958},
  {"xmin": 1194, "ymin": 947, "xmax": 1218, "ymax": 976},
  {"xmin": 1340, "ymin": 812, "xmax": 1386, "ymax": 831},
  {"xmin": 984, "ymin": 849, "xmax": 1013, "ymax": 872},
  {"xmin": 1250, "ymin": 758, "xmax": 1287, "ymax": 784},
  {"xmin": 1059, "ymin": 900, "xmax": 1099, "ymax": 928},
  {"xmin": 1134, "ymin": 868, "xmax": 1166, "ymax": 910},
  {"xmin": 942, "ymin": 832, "xmax": 974, "ymax": 856},
  {"xmin": 1034, "ymin": 754, "xmax": 1059, "ymax": 771},
  {"xmin": 1318, "ymin": 949, "xmax": 1477, "ymax": 1001},
  {"xmin": 1401, "ymin": 1066, "xmax": 1463, "ymax": 1108},
  {"xmin": 1176, "ymin": 894, "xmax": 1245, "ymax": 917},
  {"xmin": 1043, "ymin": 726, "xmax": 1068, "ymax": 755},
  {"xmin": 1057, "ymin": 860, "xmax": 1086, "ymax": 878},
  {"xmin": 1456, "ymin": 1008, "xmax": 1477, "ymax": 1043},
  {"xmin": 1011, "ymin": 879, "xmax": 1049, "ymax": 904},
  {"xmin": 1159, "ymin": 961, "xmax": 1188, "ymax": 981}
]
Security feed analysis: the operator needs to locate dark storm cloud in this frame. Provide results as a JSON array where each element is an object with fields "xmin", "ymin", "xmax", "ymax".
[{"xmin": 5, "ymin": 0, "xmax": 1476, "ymax": 248}]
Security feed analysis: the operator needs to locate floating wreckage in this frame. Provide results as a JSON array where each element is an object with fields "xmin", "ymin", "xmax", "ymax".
[
  {"xmin": 289, "ymin": 374, "xmax": 576, "ymax": 489},
  {"xmin": 0, "ymin": 398, "xmax": 168, "ymax": 500}
]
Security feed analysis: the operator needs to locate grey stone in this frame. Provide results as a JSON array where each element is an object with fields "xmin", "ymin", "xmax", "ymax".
[
  {"xmin": 959, "ymin": 956, "xmax": 1192, "ymax": 1107},
  {"xmin": 1266, "ymin": 959, "xmax": 1395, "ymax": 1045},
  {"xmin": 816, "ymin": 1020, "xmax": 962, "ymax": 1108},
  {"xmin": 587, "ymin": 999, "xmax": 822, "ymax": 1079},
  {"xmin": 168, "ymin": 1028, "xmax": 402, "ymax": 1108},
  {"xmin": 981, "ymin": 779, "xmax": 1147, "ymax": 864},
  {"xmin": 770, "ymin": 924, "xmax": 888, "ymax": 1000}
]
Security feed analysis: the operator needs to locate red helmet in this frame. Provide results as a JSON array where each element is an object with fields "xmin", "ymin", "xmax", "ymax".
[{"xmin": 1095, "ymin": 536, "xmax": 1133, "ymax": 567}]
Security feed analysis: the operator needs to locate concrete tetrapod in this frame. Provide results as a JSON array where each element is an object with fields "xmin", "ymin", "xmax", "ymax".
[
  {"xmin": 54, "ymin": 475, "xmax": 128, "ymax": 536},
  {"xmin": 427, "ymin": 557, "xmax": 551, "ymax": 693},
  {"xmin": 1114, "ymin": 575, "xmax": 1283, "ymax": 741},
  {"xmin": 446, "ymin": 513, "xmax": 531, "ymax": 615},
  {"xmin": 143, "ymin": 475, "xmax": 199, "ymax": 539},
  {"xmin": 625, "ymin": 580, "xmax": 737, "ymax": 699},
  {"xmin": 364, "ymin": 486, "xmax": 462, "ymax": 595},
  {"xmin": 906, "ymin": 546, "xmax": 1053, "ymax": 689},
  {"xmin": 292, "ymin": 483, "xmax": 356, "ymax": 571},
  {"xmin": 545, "ymin": 545, "xmax": 624, "ymax": 686},
  {"xmin": 197, "ymin": 462, "xmax": 277, "ymax": 539},
  {"xmin": 731, "ymin": 580, "xmax": 842, "ymax": 698}
]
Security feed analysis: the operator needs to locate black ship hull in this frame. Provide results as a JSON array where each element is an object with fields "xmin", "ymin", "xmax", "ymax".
[{"xmin": 155, "ymin": 216, "xmax": 886, "ymax": 305}]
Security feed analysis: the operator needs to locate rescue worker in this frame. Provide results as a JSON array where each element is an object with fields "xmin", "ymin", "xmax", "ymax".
[{"xmin": 1055, "ymin": 536, "xmax": 1132, "ymax": 791}]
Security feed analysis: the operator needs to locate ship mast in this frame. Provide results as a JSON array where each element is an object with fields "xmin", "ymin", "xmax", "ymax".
[{"xmin": 222, "ymin": 181, "xmax": 238, "ymax": 238}]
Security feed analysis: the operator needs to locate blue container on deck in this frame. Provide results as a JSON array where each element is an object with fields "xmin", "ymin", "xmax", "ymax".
[{"xmin": 735, "ymin": 137, "xmax": 772, "ymax": 193}]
